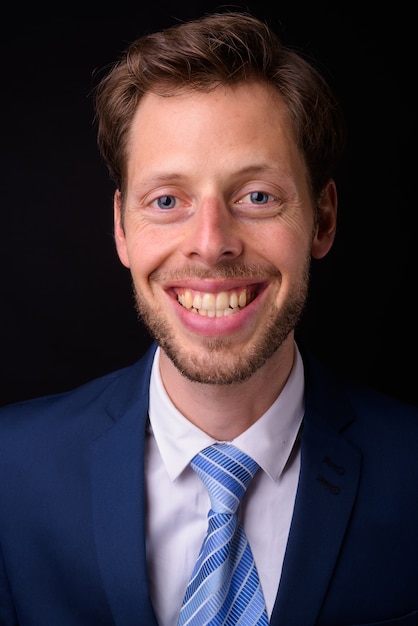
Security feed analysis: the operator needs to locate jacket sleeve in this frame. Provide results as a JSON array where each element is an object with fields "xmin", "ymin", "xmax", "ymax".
[{"xmin": 0, "ymin": 543, "xmax": 18, "ymax": 626}]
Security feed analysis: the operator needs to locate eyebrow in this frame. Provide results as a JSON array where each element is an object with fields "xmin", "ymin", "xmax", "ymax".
[
  {"xmin": 137, "ymin": 172, "xmax": 185, "ymax": 187},
  {"xmin": 136, "ymin": 163, "xmax": 282, "ymax": 188}
]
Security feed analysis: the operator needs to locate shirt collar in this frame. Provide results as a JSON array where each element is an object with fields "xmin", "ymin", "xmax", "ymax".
[{"xmin": 148, "ymin": 345, "xmax": 305, "ymax": 482}]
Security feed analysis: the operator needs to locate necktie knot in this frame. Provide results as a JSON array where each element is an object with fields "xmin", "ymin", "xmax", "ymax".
[{"xmin": 191, "ymin": 443, "xmax": 259, "ymax": 514}]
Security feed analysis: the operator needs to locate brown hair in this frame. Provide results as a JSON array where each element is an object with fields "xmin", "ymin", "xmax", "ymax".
[{"xmin": 94, "ymin": 11, "xmax": 346, "ymax": 201}]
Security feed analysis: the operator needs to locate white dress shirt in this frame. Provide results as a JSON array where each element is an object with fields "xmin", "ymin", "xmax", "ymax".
[{"xmin": 146, "ymin": 345, "xmax": 305, "ymax": 625}]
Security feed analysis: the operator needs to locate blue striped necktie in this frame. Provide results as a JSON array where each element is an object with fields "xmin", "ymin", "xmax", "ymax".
[{"xmin": 178, "ymin": 443, "xmax": 269, "ymax": 625}]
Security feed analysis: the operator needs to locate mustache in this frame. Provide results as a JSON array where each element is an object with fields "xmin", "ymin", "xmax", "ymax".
[{"xmin": 150, "ymin": 263, "xmax": 281, "ymax": 282}]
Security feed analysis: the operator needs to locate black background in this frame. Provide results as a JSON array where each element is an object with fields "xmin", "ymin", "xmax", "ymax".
[{"xmin": 1, "ymin": 2, "xmax": 416, "ymax": 407}]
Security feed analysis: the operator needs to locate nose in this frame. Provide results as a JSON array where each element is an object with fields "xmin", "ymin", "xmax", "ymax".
[{"xmin": 182, "ymin": 197, "xmax": 243, "ymax": 265}]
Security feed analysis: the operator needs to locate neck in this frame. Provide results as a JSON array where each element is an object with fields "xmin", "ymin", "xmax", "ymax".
[{"xmin": 159, "ymin": 335, "xmax": 296, "ymax": 441}]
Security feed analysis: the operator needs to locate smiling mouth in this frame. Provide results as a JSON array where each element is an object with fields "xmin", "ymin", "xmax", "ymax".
[{"xmin": 177, "ymin": 288, "xmax": 256, "ymax": 317}]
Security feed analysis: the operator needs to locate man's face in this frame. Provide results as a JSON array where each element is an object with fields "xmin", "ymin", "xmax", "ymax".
[{"xmin": 114, "ymin": 82, "xmax": 335, "ymax": 384}]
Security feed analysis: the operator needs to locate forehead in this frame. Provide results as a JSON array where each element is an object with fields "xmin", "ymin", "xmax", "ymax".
[
  {"xmin": 132, "ymin": 81, "xmax": 295, "ymax": 139},
  {"xmin": 126, "ymin": 82, "xmax": 305, "ymax": 183}
]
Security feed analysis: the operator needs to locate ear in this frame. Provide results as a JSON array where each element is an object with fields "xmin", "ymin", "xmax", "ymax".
[
  {"xmin": 114, "ymin": 190, "xmax": 130, "ymax": 268},
  {"xmin": 311, "ymin": 179, "xmax": 338, "ymax": 259}
]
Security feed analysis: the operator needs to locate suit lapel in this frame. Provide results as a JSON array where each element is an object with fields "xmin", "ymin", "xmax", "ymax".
[
  {"xmin": 270, "ymin": 346, "xmax": 362, "ymax": 625},
  {"xmin": 271, "ymin": 421, "xmax": 361, "ymax": 625},
  {"xmin": 90, "ymin": 347, "xmax": 159, "ymax": 626}
]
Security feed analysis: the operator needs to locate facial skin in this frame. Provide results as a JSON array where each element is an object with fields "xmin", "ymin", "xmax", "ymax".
[{"xmin": 114, "ymin": 82, "xmax": 336, "ymax": 435}]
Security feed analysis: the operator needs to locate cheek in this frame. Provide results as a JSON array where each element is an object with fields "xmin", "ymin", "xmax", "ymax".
[
  {"xmin": 254, "ymin": 221, "xmax": 312, "ymax": 271},
  {"xmin": 123, "ymin": 227, "xmax": 176, "ymax": 282}
]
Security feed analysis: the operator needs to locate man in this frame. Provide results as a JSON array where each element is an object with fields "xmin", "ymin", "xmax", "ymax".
[{"xmin": 1, "ymin": 11, "xmax": 417, "ymax": 626}]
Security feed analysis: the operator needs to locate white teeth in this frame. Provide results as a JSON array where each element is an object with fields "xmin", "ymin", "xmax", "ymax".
[
  {"xmin": 201, "ymin": 293, "xmax": 215, "ymax": 310},
  {"xmin": 192, "ymin": 293, "xmax": 202, "ymax": 309},
  {"xmin": 183, "ymin": 290, "xmax": 193, "ymax": 309},
  {"xmin": 216, "ymin": 291, "xmax": 229, "ymax": 309},
  {"xmin": 230, "ymin": 292, "xmax": 238, "ymax": 309},
  {"xmin": 178, "ymin": 289, "xmax": 250, "ymax": 316}
]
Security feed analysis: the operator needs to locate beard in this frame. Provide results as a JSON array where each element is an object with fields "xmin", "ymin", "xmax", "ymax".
[{"xmin": 133, "ymin": 259, "xmax": 311, "ymax": 385}]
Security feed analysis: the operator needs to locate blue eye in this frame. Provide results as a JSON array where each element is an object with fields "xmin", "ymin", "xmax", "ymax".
[
  {"xmin": 157, "ymin": 195, "xmax": 176, "ymax": 210},
  {"xmin": 249, "ymin": 191, "xmax": 269, "ymax": 205}
]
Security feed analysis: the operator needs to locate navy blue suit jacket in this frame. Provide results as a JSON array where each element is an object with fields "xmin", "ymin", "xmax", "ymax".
[{"xmin": 1, "ymin": 342, "xmax": 418, "ymax": 625}]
